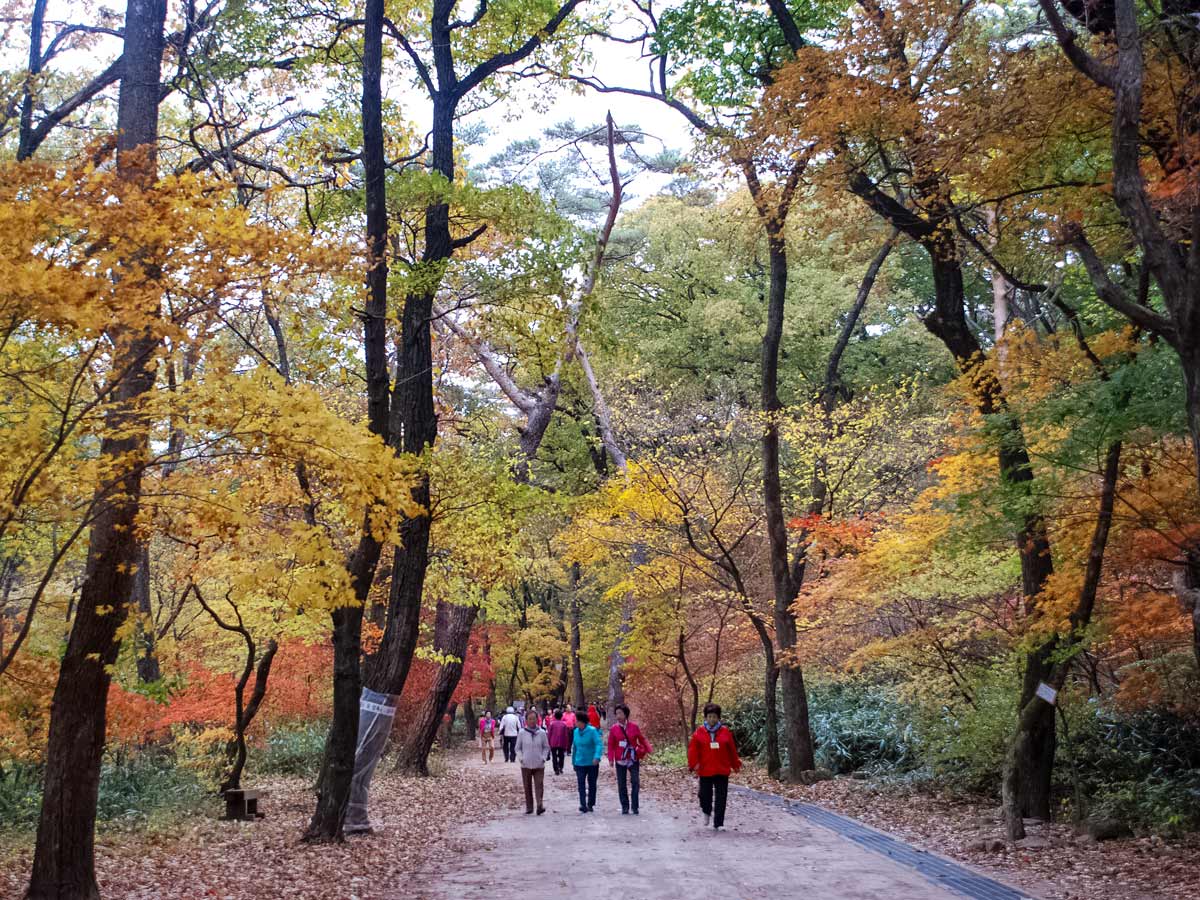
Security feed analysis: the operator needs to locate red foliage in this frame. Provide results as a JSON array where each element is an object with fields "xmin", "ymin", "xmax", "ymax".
[{"xmin": 104, "ymin": 639, "xmax": 333, "ymax": 746}]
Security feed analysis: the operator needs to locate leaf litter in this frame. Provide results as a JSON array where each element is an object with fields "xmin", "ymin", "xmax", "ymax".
[
  {"xmin": 643, "ymin": 761, "xmax": 1200, "ymax": 900},
  {"xmin": 0, "ymin": 766, "xmax": 503, "ymax": 900}
]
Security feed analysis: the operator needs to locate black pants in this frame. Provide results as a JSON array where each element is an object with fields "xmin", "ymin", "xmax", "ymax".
[
  {"xmin": 699, "ymin": 774, "xmax": 729, "ymax": 827},
  {"xmin": 550, "ymin": 747, "xmax": 566, "ymax": 774},
  {"xmin": 574, "ymin": 764, "xmax": 598, "ymax": 811},
  {"xmin": 502, "ymin": 735, "xmax": 517, "ymax": 762},
  {"xmin": 616, "ymin": 762, "xmax": 640, "ymax": 813}
]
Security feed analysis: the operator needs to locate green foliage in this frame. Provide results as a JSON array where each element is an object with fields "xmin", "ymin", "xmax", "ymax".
[
  {"xmin": 95, "ymin": 749, "xmax": 208, "ymax": 824},
  {"xmin": 729, "ymin": 681, "xmax": 922, "ymax": 773},
  {"xmin": 917, "ymin": 670, "xmax": 1017, "ymax": 794},
  {"xmin": 806, "ymin": 681, "xmax": 921, "ymax": 774},
  {"xmin": 250, "ymin": 723, "xmax": 328, "ymax": 778},
  {"xmin": 650, "ymin": 743, "xmax": 689, "ymax": 769},
  {"xmin": 1089, "ymin": 776, "xmax": 1200, "ymax": 837},
  {"xmin": 1066, "ymin": 705, "xmax": 1200, "ymax": 834},
  {"xmin": 0, "ymin": 763, "xmax": 42, "ymax": 830},
  {"xmin": 654, "ymin": 0, "xmax": 844, "ymax": 107},
  {"xmin": 0, "ymin": 750, "xmax": 206, "ymax": 834}
]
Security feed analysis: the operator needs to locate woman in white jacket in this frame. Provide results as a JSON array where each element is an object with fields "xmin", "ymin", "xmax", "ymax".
[{"xmin": 515, "ymin": 709, "xmax": 551, "ymax": 815}]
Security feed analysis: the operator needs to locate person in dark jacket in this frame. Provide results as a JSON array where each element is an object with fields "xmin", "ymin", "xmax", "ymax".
[{"xmin": 687, "ymin": 702, "xmax": 741, "ymax": 830}]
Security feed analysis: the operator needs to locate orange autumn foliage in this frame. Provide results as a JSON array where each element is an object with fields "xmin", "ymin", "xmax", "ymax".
[{"xmin": 104, "ymin": 640, "xmax": 333, "ymax": 748}]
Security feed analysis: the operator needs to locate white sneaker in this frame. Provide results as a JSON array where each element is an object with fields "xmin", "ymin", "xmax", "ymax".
[{"xmin": 703, "ymin": 814, "xmax": 710, "ymax": 826}]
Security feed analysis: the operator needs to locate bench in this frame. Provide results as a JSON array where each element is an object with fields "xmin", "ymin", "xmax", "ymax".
[{"xmin": 222, "ymin": 789, "xmax": 264, "ymax": 821}]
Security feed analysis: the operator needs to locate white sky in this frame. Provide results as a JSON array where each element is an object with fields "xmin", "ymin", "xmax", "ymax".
[{"xmin": 17, "ymin": 1, "xmax": 700, "ymax": 196}]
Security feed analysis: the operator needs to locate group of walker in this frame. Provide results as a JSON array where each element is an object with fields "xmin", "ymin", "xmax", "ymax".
[{"xmin": 477, "ymin": 701, "xmax": 742, "ymax": 830}]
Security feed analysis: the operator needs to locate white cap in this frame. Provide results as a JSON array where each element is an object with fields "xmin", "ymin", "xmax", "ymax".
[{"xmin": 506, "ymin": 706, "xmax": 514, "ymax": 713}]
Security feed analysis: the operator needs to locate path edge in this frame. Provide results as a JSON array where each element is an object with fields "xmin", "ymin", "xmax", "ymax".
[{"xmin": 729, "ymin": 783, "xmax": 1041, "ymax": 900}]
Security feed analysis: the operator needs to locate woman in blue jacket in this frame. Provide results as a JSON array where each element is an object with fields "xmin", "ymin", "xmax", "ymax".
[{"xmin": 571, "ymin": 707, "xmax": 604, "ymax": 813}]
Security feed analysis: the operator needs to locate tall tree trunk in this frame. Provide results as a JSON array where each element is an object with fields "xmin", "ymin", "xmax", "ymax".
[
  {"xmin": 394, "ymin": 601, "xmax": 479, "ymax": 775},
  {"xmin": 568, "ymin": 563, "xmax": 586, "ymax": 708},
  {"xmin": 27, "ymin": 2, "xmax": 167, "ymax": 896},
  {"xmin": 306, "ymin": 0, "xmax": 390, "ymax": 840},
  {"xmin": 133, "ymin": 545, "xmax": 160, "ymax": 683},
  {"xmin": 606, "ymin": 593, "xmax": 633, "ymax": 712},
  {"xmin": 678, "ymin": 627, "xmax": 700, "ymax": 738},
  {"xmin": 1005, "ymin": 438, "xmax": 1122, "ymax": 837},
  {"xmin": 760, "ymin": 229, "xmax": 816, "ymax": 779},
  {"xmin": 362, "ymin": 86, "xmax": 449, "ymax": 695},
  {"xmin": 1184, "ymin": 359, "xmax": 1200, "ymax": 503},
  {"xmin": 922, "ymin": 246, "xmax": 1057, "ymax": 825},
  {"xmin": 462, "ymin": 696, "xmax": 475, "ymax": 739},
  {"xmin": 343, "ymin": 87, "xmax": 450, "ymax": 819},
  {"xmin": 342, "ymin": 0, "xmax": 582, "ymax": 826},
  {"xmin": 763, "ymin": 658, "xmax": 781, "ymax": 779},
  {"xmin": 607, "ymin": 547, "xmax": 643, "ymax": 715}
]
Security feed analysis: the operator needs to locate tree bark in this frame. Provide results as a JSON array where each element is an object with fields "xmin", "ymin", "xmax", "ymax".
[
  {"xmin": 461, "ymin": 697, "xmax": 475, "ymax": 740},
  {"xmin": 568, "ymin": 563, "xmax": 586, "ymax": 708},
  {"xmin": 221, "ymin": 639, "xmax": 279, "ymax": 795},
  {"xmin": 1005, "ymin": 438, "xmax": 1122, "ymax": 838},
  {"xmin": 133, "ymin": 544, "xmax": 160, "ymax": 683},
  {"xmin": 922, "ymin": 241, "xmax": 1057, "ymax": 824},
  {"xmin": 27, "ymin": 3, "xmax": 167, "ymax": 896},
  {"xmin": 606, "ymin": 593, "xmax": 634, "ymax": 712},
  {"xmin": 763, "ymin": 657, "xmax": 781, "ymax": 779},
  {"xmin": 306, "ymin": 0, "xmax": 391, "ymax": 841},
  {"xmin": 760, "ymin": 228, "xmax": 816, "ymax": 779},
  {"xmin": 394, "ymin": 600, "xmax": 479, "ymax": 775}
]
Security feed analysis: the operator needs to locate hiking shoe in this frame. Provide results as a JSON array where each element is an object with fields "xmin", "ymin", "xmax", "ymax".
[
  {"xmin": 537, "ymin": 807, "xmax": 546, "ymax": 815},
  {"xmin": 714, "ymin": 824, "xmax": 723, "ymax": 831},
  {"xmin": 621, "ymin": 809, "xmax": 629, "ymax": 815}
]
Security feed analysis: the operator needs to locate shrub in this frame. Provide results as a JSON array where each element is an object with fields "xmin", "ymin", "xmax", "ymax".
[
  {"xmin": 1061, "ymin": 702, "xmax": 1200, "ymax": 834},
  {"xmin": 650, "ymin": 743, "xmax": 688, "ymax": 769},
  {"xmin": 171, "ymin": 725, "xmax": 234, "ymax": 790},
  {"xmin": 251, "ymin": 722, "xmax": 327, "ymax": 778},
  {"xmin": 95, "ymin": 747, "xmax": 206, "ymax": 824},
  {"xmin": 917, "ymin": 670, "xmax": 1015, "ymax": 794},
  {"xmin": 1089, "ymin": 774, "xmax": 1200, "ymax": 836},
  {"xmin": 0, "ymin": 748, "xmax": 207, "ymax": 834},
  {"xmin": 807, "ymin": 681, "xmax": 921, "ymax": 774},
  {"xmin": 0, "ymin": 762, "xmax": 43, "ymax": 829},
  {"xmin": 727, "ymin": 679, "xmax": 922, "ymax": 774}
]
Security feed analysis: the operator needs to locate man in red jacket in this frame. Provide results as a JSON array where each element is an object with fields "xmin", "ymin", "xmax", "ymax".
[{"xmin": 687, "ymin": 702, "xmax": 741, "ymax": 831}]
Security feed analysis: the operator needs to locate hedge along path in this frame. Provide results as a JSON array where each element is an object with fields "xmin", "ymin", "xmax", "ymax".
[{"xmin": 430, "ymin": 755, "xmax": 1027, "ymax": 900}]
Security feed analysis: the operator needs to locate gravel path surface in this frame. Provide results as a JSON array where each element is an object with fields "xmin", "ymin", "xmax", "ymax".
[{"xmin": 430, "ymin": 756, "xmax": 986, "ymax": 900}]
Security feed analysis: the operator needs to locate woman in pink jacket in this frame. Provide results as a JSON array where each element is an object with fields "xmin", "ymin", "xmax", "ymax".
[
  {"xmin": 546, "ymin": 709, "xmax": 572, "ymax": 775},
  {"xmin": 606, "ymin": 704, "xmax": 652, "ymax": 814}
]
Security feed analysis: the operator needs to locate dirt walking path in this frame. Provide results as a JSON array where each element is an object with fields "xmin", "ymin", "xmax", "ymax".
[{"xmin": 428, "ymin": 755, "xmax": 1017, "ymax": 900}]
